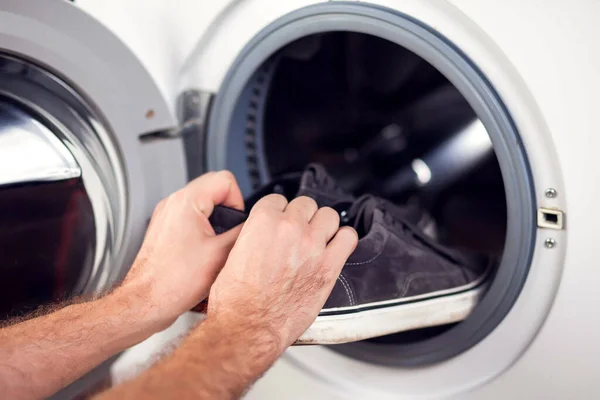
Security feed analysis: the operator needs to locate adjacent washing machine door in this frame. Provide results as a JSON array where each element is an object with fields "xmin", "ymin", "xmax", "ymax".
[{"xmin": 0, "ymin": 1, "xmax": 186, "ymax": 397}]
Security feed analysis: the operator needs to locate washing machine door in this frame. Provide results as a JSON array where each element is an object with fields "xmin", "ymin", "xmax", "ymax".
[{"xmin": 0, "ymin": 1, "xmax": 185, "ymax": 397}]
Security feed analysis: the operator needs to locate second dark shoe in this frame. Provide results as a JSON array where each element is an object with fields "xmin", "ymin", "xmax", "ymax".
[
  {"xmin": 248, "ymin": 163, "xmax": 437, "ymax": 237},
  {"xmin": 246, "ymin": 163, "xmax": 354, "ymax": 208}
]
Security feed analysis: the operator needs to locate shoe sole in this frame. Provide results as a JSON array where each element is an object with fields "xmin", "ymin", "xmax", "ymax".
[{"xmin": 295, "ymin": 285, "xmax": 485, "ymax": 345}]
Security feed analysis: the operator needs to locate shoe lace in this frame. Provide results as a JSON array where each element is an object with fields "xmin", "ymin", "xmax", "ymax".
[
  {"xmin": 344, "ymin": 195, "xmax": 466, "ymax": 265},
  {"xmin": 340, "ymin": 194, "xmax": 409, "ymax": 234},
  {"xmin": 358, "ymin": 195, "xmax": 413, "ymax": 230},
  {"xmin": 380, "ymin": 202, "xmax": 416, "ymax": 236}
]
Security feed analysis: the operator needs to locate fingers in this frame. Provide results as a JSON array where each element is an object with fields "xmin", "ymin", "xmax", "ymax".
[
  {"xmin": 185, "ymin": 171, "xmax": 245, "ymax": 216},
  {"xmin": 323, "ymin": 226, "xmax": 359, "ymax": 278},
  {"xmin": 309, "ymin": 207, "xmax": 340, "ymax": 243},
  {"xmin": 203, "ymin": 224, "xmax": 244, "ymax": 280},
  {"xmin": 285, "ymin": 196, "xmax": 318, "ymax": 222},
  {"xmin": 250, "ymin": 193, "xmax": 288, "ymax": 214},
  {"xmin": 212, "ymin": 223, "xmax": 244, "ymax": 251}
]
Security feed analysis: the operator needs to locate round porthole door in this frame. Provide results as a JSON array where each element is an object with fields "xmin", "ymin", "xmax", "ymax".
[{"xmin": 0, "ymin": 2, "xmax": 182, "ymax": 398}]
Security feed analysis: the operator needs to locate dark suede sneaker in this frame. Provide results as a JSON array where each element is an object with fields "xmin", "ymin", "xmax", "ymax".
[
  {"xmin": 297, "ymin": 195, "xmax": 493, "ymax": 344},
  {"xmin": 208, "ymin": 194, "xmax": 491, "ymax": 344},
  {"xmin": 207, "ymin": 164, "xmax": 490, "ymax": 343}
]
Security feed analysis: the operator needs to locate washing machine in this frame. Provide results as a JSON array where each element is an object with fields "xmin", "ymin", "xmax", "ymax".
[{"xmin": 1, "ymin": 0, "xmax": 598, "ymax": 398}]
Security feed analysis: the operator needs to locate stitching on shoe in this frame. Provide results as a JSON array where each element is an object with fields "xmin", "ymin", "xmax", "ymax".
[
  {"xmin": 399, "ymin": 270, "xmax": 465, "ymax": 298},
  {"xmin": 340, "ymin": 275, "xmax": 356, "ymax": 306},
  {"xmin": 338, "ymin": 275, "xmax": 354, "ymax": 306},
  {"xmin": 337, "ymin": 275, "xmax": 354, "ymax": 306},
  {"xmin": 344, "ymin": 227, "xmax": 389, "ymax": 266},
  {"xmin": 344, "ymin": 275, "xmax": 356, "ymax": 306}
]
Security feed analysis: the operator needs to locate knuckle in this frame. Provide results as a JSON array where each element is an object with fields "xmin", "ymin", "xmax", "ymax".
[
  {"xmin": 194, "ymin": 171, "xmax": 216, "ymax": 184},
  {"xmin": 265, "ymin": 193, "xmax": 287, "ymax": 204},
  {"xmin": 307, "ymin": 229, "xmax": 325, "ymax": 247},
  {"xmin": 216, "ymin": 169, "xmax": 236, "ymax": 182},
  {"xmin": 155, "ymin": 198, "xmax": 167, "ymax": 210},
  {"xmin": 339, "ymin": 226, "xmax": 359, "ymax": 245},
  {"xmin": 277, "ymin": 218, "xmax": 308, "ymax": 243},
  {"xmin": 298, "ymin": 195, "xmax": 318, "ymax": 209},
  {"xmin": 301, "ymin": 236, "xmax": 314, "ymax": 251},
  {"xmin": 320, "ymin": 206, "xmax": 340, "ymax": 225},
  {"xmin": 153, "ymin": 198, "xmax": 168, "ymax": 215},
  {"xmin": 169, "ymin": 188, "xmax": 187, "ymax": 202},
  {"xmin": 257, "ymin": 193, "xmax": 288, "ymax": 209},
  {"xmin": 277, "ymin": 215, "xmax": 301, "ymax": 235},
  {"xmin": 248, "ymin": 210, "xmax": 276, "ymax": 228},
  {"xmin": 304, "ymin": 237, "xmax": 325, "ymax": 260},
  {"xmin": 250, "ymin": 207, "xmax": 271, "ymax": 220}
]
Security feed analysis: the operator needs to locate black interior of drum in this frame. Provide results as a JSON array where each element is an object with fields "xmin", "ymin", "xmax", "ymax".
[
  {"xmin": 262, "ymin": 32, "xmax": 507, "ymax": 344},
  {"xmin": 0, "ymin": 178, "xmax": 95, "ymax": 319}
]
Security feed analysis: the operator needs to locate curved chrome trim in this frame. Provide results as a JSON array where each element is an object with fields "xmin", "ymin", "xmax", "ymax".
[
  {"xmin": 0, "ymin": 101, "xmax": 81, "ymax": 187},
  {"xmin": 0, "ymin": 54, "xmax": 127, "ymax": 296}
]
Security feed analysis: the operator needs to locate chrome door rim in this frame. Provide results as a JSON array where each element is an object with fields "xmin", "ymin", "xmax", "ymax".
[{"xmin": 0, "ymin": 54, "xmax": 127, "ymax": 295}]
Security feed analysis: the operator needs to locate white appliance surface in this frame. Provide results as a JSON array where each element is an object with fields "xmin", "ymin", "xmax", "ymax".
[{"xmin": 77, "ymin": 0, "xmax": 599, "ymax": 398}]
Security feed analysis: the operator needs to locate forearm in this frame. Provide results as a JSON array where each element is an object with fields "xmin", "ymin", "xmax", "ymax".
[
  {"xmin": 0, "ymin": 288, "xmax": 162, "ymax": 400},
  {"xmin": 96, "ymin": 316, "xmax": 281, "ymax": 400}
]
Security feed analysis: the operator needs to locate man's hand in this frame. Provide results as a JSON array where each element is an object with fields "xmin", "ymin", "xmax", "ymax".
[
  {"xmin": 98, "ymin": 194, "xmax": 358, "ymax": 400},
  {"xmin": 117, "ymin": 170, "xmax": 245, "ymax": 329},
  {"xmin": 0, "ymin": 171, "xmax": 245, "ymax": 400},
  {"xmin": 209, "ymin": 194, "xmax": 358, "ymax": 351},
  {"xmin": 0, "ymin": 166, "xmax": 358, "ymax": 400}
]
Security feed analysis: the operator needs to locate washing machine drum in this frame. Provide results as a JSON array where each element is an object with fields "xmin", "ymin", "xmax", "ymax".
[
  {"xmin": 0, "ymin": 2, "xmax": 176, "ymax": 323},
  {"xmin": 204, "ymin": 6, "xmax": 543, "ymax": 366}
]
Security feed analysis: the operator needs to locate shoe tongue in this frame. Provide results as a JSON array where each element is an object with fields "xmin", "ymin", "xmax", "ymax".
[
  {"xmin": 298, "ymin": 163, "xmax": 341, "ymax": 196},
  {"xmin": 347, "ymin": 195, "xmax": 377, "ymax": 237}
]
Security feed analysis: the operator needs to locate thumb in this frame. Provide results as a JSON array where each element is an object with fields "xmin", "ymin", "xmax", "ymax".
[
  {"xmin": 194, "ymin": 223, "xmax": 244, "ymax": 312},
  {"xmin": 212, "ymin": 223, "xmax": 244, "ymax": 255}
]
